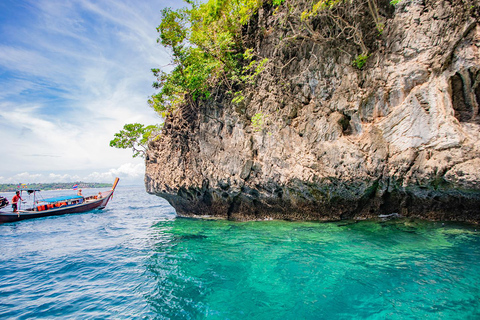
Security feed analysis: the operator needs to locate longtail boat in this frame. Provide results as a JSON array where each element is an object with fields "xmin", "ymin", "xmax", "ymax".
[{"xmin": 0, "ymin": 178, "xmax": 119, "ymax": 223}]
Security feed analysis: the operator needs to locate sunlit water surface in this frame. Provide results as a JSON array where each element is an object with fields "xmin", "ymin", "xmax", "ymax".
[{"xmin": 1, "ymin": 185, "xmax": 480, "ymax": 319}]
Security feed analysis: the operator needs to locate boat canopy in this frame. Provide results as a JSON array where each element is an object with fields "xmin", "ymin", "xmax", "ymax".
[{"xmin": 41, "ymin": 195, "xmax": 84, "ymax": 203}]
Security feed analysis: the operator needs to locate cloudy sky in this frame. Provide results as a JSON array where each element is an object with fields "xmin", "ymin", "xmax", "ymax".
[{"xmin": 0, "ymin": 0, "xmax": 181, "ymax": 185}]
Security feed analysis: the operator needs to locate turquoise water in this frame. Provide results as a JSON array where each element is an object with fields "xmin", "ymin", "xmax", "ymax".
[{"xmin": 1, "ymin": 185, "xmax": 480, "ymax": 319}]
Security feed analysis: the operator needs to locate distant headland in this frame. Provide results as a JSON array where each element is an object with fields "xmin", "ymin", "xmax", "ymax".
[{"xmin": 0, "ymin": 182, "xmax": 112, "ymax": 192}]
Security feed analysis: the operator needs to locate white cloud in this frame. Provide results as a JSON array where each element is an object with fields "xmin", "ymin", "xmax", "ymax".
[
  {"xmin": 48, "ymin": 173, "xmax": 81, "ymax": 182},
  {"xmin": 0, "ymin": 46, "xmax": 53, "ymax": 76},
  {"xmin": 0, "ymin": 0, "xmax": 182, "ymax": 181},
  {"xmin": 84, "ymin": 162, "xmax": 144, "ymax": 182}
]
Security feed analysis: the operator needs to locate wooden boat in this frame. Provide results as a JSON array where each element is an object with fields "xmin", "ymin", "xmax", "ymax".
[{"xmin": 0, "ymin": 178, "xmax": 119, "ymax": 223}]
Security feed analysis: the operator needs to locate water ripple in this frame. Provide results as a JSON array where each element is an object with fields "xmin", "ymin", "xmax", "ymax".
[{"xmin": 1, "ymin": 187, "xmax": 480, "ymax": 319}]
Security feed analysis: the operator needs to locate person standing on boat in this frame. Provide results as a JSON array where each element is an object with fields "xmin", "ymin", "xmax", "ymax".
[
  {"xmin": 12, "ymin": 191, "xmax": 23, "ymax": 212},
  {"xmin": 77, "ymin": 189, "xmax": 83, "ymax": 196}
]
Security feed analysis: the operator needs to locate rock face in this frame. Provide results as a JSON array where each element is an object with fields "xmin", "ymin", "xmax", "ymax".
[{"xmin": 146, "ymin": 0, "xmax": 480, "ymax": 222}]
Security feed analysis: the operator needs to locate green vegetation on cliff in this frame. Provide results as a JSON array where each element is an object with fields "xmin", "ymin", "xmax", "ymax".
[
  {"xmin": 148, "ymin": 0, "xmax": 267, "ymax": 117},
  {"xmin": 111, "ymin": 0, "xmax": 396, "ymax": 156},
  {"xmin": 148, "ymin": 0, "xmax": 394, "ymax": 116}
]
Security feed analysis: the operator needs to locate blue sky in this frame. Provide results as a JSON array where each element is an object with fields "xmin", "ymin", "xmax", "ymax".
[{"xmin": 0, "ymin": 0, "xmax": 181, "ymax": 184}]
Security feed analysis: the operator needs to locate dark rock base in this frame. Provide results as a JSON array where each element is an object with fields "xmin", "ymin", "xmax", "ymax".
[{"xmin": 155, "ymin": 185, "xmax": 480, "ymax": 224}]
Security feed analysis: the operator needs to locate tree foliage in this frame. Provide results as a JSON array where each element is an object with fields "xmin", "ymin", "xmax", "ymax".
[
  {"xmin": 251, "ymin": 112, "xmax": 267, "ymax": 132},
  {"xmin": 352, "ymin": 53, "xmax": 370, "ymax": 69},
  {"xmin": 149, "ymin": 0, "xmax": 266, "ymax": 117},
  {"xmin": 109, "ymin": 123, "xmax": 163, "ymax": 158}
]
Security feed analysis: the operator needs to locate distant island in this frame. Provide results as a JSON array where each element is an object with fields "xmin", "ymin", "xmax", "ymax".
[{"xmin": 0, "ymin": 182, "xmax": 112, "ymax": 192}]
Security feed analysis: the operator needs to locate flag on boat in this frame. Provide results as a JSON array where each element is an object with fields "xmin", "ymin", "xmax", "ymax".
[{"xmin": 72, "ymin": 184, "xmax": 78, "ymax": 190}]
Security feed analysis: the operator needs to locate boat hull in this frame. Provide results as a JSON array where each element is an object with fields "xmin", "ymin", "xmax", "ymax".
[{"xmin": 0, "ymin": 178, "xmax": 119, "ymax": 223}]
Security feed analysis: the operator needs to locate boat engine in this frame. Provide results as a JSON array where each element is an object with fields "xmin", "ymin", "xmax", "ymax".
[{"xmin": 0, "ymin": 196, "xmax": 9, "ymax": 210}]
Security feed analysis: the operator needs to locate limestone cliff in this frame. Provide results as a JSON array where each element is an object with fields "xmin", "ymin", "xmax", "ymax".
[{"xmin": 146, "ymin": 0, "xmax": 480, "ymax": 222}]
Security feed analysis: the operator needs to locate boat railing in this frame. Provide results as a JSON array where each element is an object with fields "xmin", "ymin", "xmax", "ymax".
[
  {"xmin": 85, "ymin": 193, "xmax": 106, "ymax": 202},
  {"xmin": 34, "ymin": 196, "xmax": 86, "ymax": 211}
]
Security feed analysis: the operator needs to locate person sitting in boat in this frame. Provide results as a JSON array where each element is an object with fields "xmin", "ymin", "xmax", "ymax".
[
  {"xmin": 0, "ymin": 196, "xmax": 9, "ymax": 209},
  {"xmin": 97, "ymin": 192, "xmax": 102, "ymax": 199},
  {"xmin": 77, "ymin": 189, "xmax": 83, "ymax": 196},
  {"xmin": 12, "ymin": 191, "xmax": 23, "ymax": 212}
]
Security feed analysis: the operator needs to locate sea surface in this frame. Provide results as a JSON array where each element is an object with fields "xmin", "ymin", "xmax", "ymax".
[{"xmin": 1, "ymin": 185, "xmax": 480, "ymax": 319}]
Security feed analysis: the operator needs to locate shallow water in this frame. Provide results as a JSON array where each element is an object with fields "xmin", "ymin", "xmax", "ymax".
[{"xmin": 1, "ymin": 185, "xmax": 480, "ymax": 319}]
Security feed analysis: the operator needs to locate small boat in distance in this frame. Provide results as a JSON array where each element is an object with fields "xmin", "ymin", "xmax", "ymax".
[{"xmin": 0, "ymin": 178, "xmax": 119, "ymax": 224}]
